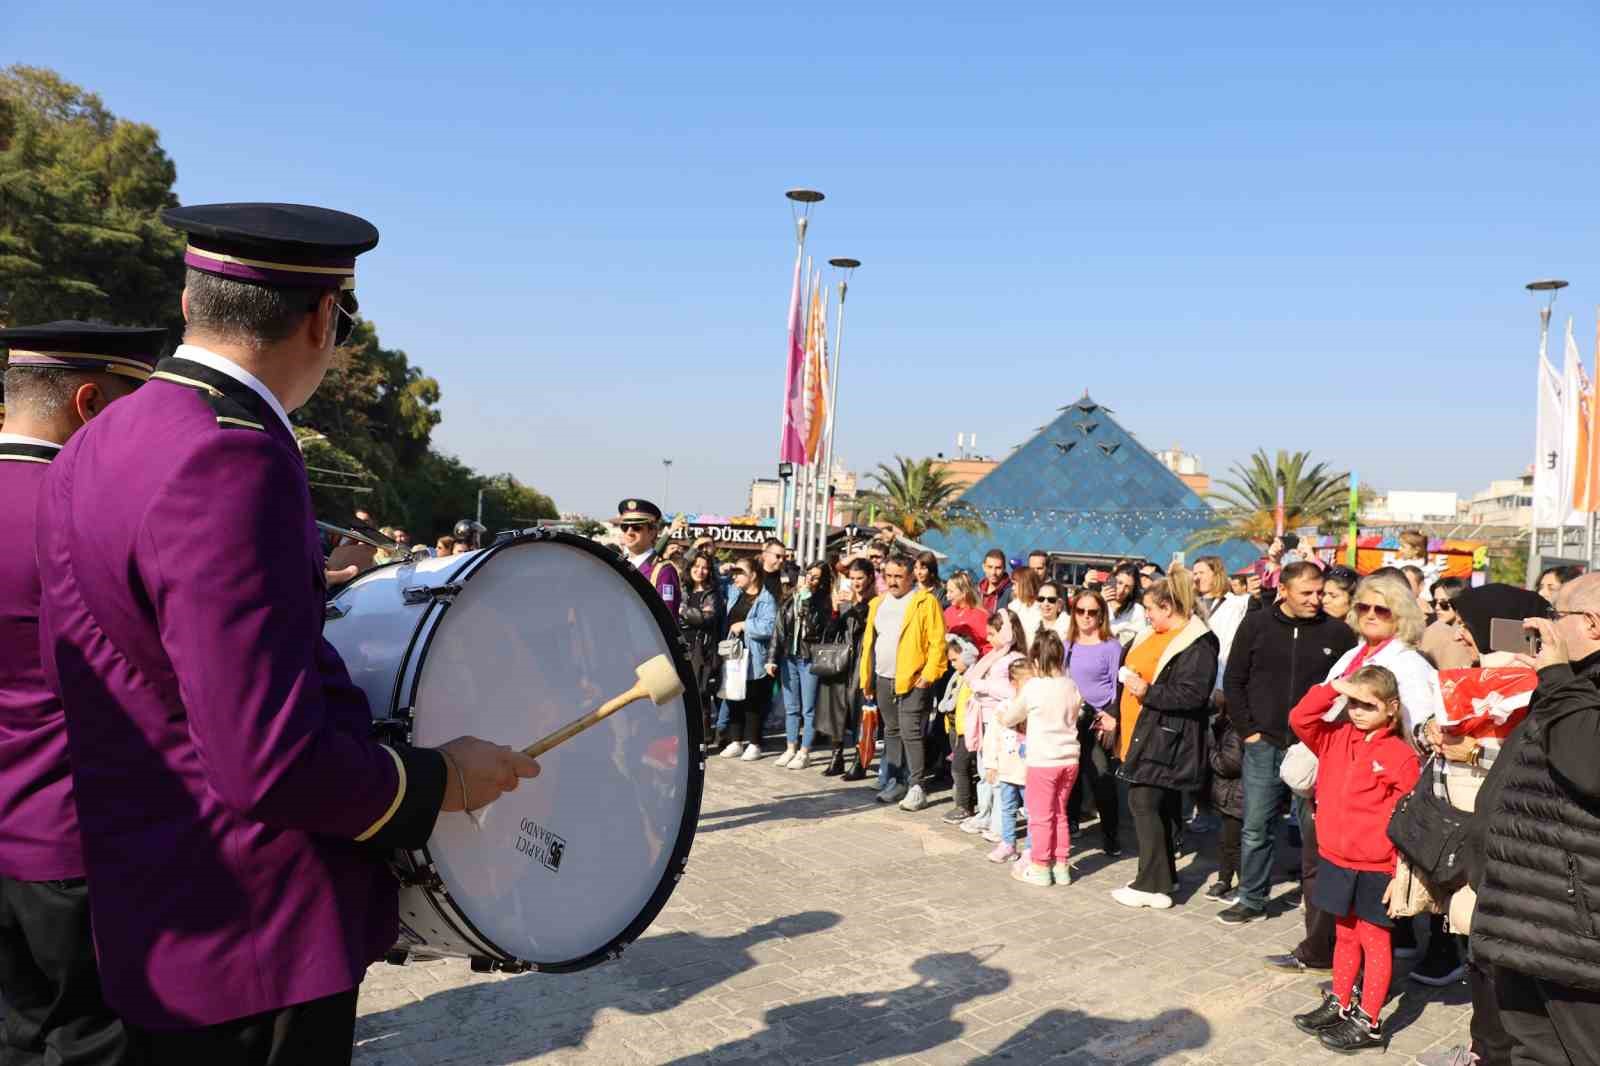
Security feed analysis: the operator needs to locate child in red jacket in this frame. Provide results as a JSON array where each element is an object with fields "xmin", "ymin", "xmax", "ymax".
[{"xmin": 1288, "ymin": 664, "xmax": 1421, "ymax": 1054}]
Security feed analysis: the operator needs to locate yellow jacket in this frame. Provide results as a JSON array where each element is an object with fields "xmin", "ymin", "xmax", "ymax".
[{"xmin": 858, "ymin": 588, "xmax": 949, "ymax": 696}]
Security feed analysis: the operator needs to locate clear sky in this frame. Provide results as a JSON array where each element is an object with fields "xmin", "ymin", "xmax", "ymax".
[{"xmin": 10, "ymin": 2, "xmax": 1599, "ymax": 518}]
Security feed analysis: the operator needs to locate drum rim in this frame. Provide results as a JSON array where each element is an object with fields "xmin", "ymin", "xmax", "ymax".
[{"xmin": 400, "ymin": 528, "xmax": 704, "ymax": 972}]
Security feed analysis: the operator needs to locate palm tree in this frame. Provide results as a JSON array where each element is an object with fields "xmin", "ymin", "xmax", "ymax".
[
  {"xmin": 1189, "ymin": 449, "xmax": 1349, "ymax": 549},
  {"xmin": 856, "ymin": 456, "xmax": 989, "ymax": 540}
]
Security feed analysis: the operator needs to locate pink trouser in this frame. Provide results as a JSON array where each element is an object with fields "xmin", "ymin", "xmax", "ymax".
[{"xmin": 1024, "ymin": 764, "xmax": 1080, "ymax": 864}]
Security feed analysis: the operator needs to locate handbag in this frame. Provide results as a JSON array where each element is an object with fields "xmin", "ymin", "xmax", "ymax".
[
  {"xmin": 1280, "ymin": 742, "xmax": 1318, "ymax": 797},
  {"xmin": 717, "ymin": 640, "xmax": 749, "ymax": 702},
  {"xmin": 1387, "ymin": 755, "xmax": 1471, "ymax": 890},
  {"xmin": 717, "ymin": 637, "xmax": 744, "ymax": 660},
  {"xmin": 809, "ymin": 642, "xmax": 852, "ymax": 681},
  {"xmin": 1387, "ymin": 855, "xmax": 1441, "ymax": 919}
]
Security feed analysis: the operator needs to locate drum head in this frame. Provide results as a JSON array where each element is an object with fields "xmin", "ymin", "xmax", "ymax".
[{"xmin": 407, "ymin": 534, "xmax": 700, "ymax": 969}]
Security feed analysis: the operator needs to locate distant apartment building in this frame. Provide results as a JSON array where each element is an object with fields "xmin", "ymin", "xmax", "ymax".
[
  {"xmin": 1362, "ymin": 490, "xmax": 1464, "ymax": 525},
  {"xmin": 931, "ymin": 457, "xmax": 1000, "ymax": 496},
  {"xmin": 1468, "ymin": 470, "xmax": 1535, "ymax": 527},
  {"xmin": 748, "ymin": 463, "xmax": 858, "ymax": 522},
  {"xmin": 1155, "ymin": 445, "xmax": 1211, "ymax": 497}
]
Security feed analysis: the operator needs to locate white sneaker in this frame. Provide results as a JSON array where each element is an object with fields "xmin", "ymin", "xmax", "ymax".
[
  {"xmin": 774, "ymin": 748, "xmax": 796, "ymax": 768},
  {"xmin": 788, "ymin": 750, "xmax": 810, "ymax": 770},
  {"xmin": 719, "ymin": 742, "xmax": 743, "ymax": 759},
  {"xmin": 1111, "ymin": 886, "xmax": 1174, "ymax": 910},
  {"xmin": 876, "ymin": 782, "xmax": 908, "ymax": 804},
  {"xmin": 959, "ymin": 815, "xmax": 988, "ymax": 834},
  {"xmin": 740, "ymin": 744, "xmax": 762, "ymax": 761},
  {"xmin": 898, "ymin": 785, "xmax": 928, "ymax": 812}
]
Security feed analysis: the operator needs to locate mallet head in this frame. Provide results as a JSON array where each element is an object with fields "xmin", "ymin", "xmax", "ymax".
[{"xmin": 635, "ymin": 655, "xmax": 684, "ymax": 705}]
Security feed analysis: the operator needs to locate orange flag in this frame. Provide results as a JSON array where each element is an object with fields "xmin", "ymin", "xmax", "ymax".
[{"xmin": 1580, "ymin": 312, "xmax": 1600, "ymax": 513}]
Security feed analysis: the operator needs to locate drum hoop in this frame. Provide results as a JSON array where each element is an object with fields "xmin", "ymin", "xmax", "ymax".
[{"xmin": 397, "ymin": 528, "xmax": 705, "ymax": 972}]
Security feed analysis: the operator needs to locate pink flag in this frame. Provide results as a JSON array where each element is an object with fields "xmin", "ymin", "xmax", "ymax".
[{"xmin": 779, "ymin": 254, "xmax": 808, "ymax": 463}]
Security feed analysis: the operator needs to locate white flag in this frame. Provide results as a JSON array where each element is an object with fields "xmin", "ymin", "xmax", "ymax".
[
  {"xmin": 1533, "ymin": 346, "xmax": 1565, "ymax": 527},
  {"xmin": 1562, "ymin": 317, "xmax": 1585, "ymax": 526}
]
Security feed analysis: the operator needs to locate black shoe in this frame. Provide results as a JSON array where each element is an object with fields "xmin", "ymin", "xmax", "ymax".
[
  {"xmin": 1216, "ymin": 901, "xmax": 1264, "ymax": 926},
  {"xmin": 841, "ymin": 761, "xmax": 867, "ymax": 782},
  {"xmin": 943, "ymin": 806, "xmax": 974, "ymax": 825},
  {"xmin": 822, "ymin": 750, "xmax": 846, "ymax": 777},
  {"xmin": 1204, "ymin": 879, "xmax": 1237, "ymax": 903},
  {"xmin": 1293, "ymin": 993, "xmax": 1347, "ymax": 1035},
  {"xmin": 1068, "ymin": 819, "xmax": 1082, "ymax": 836},
  {"xmin": 1320, "ymin": 1005, "xmax": 1385, "ymax": 1053},
  {"xmin": 1408, "ymin": 953, "xmax": 1467, "ymax": 987},
  {"xmin": 1264, "ymin": 952, "xmax": 1332, "ymax": 975}
]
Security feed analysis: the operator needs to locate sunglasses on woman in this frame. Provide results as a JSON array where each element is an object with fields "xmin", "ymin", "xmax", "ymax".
[
  {"xmin": 1038, "ymin": 595, "xmax": 1060, "ymax": 604},
  {"xmin": 1355, "ymin": 601, "xmax": 1393, "ymax": 619},
  {"xmin": 1073, "ymin": 606, "xmax": 1101, "ymax": 617}
]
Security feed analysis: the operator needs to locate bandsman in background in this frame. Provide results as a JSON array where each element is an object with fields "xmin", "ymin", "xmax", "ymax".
[
  {"xmin": 616, "ymin": 498, "xmax": 681, "ymax": 618},
  {"xmin": 0, "ymin": 322, "xmax": 162, "ymax": 1066},
  {"xmin": 34, "ymin": 203, "xmax": 539, "ymax": 1064}
]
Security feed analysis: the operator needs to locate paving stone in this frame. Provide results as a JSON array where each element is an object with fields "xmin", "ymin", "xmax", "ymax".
[{"xmin": 357, "ymin": 756, "xmax": 1471, "ymax": 1064}]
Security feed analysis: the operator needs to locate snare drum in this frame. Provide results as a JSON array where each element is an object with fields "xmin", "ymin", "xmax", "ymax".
[{"xmin": 325, "ymin": 530, "xmax": 703, "ymax": 972}]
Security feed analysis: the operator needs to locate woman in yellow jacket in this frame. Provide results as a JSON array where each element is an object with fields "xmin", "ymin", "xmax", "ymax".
[{"xmin": 858, "ymin": 555, "xmax": 949, "ymax": 811}]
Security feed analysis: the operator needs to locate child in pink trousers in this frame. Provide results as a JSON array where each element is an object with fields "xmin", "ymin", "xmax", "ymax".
[{"xmin": 999, "ymin": 629, "xmax": 1082, "ymax": 886}]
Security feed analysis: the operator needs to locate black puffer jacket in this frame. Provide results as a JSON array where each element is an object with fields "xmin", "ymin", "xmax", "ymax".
[
  {"xmin": 1208, "ymin": 713, "xmax": 1244, "ymax": 820},
  {"xmin": 1121, "ymin": 617, "xmax": 1219, "ymax": 791},
  {"xmin": 1471, "ymin": 653, "xmax": 1600, "ymax": 990}
]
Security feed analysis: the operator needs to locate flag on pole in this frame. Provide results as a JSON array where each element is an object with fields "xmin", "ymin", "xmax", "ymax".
[
  {"xmin": 1562, "ymin": 317, "xmax": 1585, "ymax": 525},
  {"xmin": 1576, "ymin": 314, "xmax": 1600, "ymax": 513},
  {"xmin": 779, "ymin": 252, "xmax": 808, "ymax": 464},
  {"xmin": 802, "ymin": 271, "xmax": 829, "ymax": 462},
  {"xmin": 1532, "ymin": 340, "xmax": 1566, "ymax": 527}
]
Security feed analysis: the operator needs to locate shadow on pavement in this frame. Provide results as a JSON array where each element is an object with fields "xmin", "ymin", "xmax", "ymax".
[
  {"xmin": 354, "ymin": 910, "xmax": 841, "ymax": 1063},
  {"xmin": 654, "ymin": 949, "xmax": 1211, "ymax": 1065},
  {"xmin": 696, "ymin": 787, "xmax": 884, "ymax": 834}
]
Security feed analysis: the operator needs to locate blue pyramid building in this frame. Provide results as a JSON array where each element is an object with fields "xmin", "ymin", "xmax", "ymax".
[{"xmin": 919, "ymin": 395, "xmax": 1259, "ymax": 574}]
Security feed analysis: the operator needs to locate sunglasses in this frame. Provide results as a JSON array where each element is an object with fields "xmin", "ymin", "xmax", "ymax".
[
  {"xmin": 1355, "ymin": 602, "xmax": 1393, "ymax": 619},
  {"xmin": 1433, "ymin": 599, "xmax": 1454, "ymax": 611},
  {"xmin": 1038, "ymin": 595, "xmax": 1060, "ymax": 604},
  {"xmin": 1074, "ymin": 606, "xmax": 1101, "ymax": 617}
]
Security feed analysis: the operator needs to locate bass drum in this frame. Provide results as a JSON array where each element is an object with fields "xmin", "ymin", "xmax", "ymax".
[{"xmin": 324, "ymin": 530, "xmax": 702, "ymax": 972}]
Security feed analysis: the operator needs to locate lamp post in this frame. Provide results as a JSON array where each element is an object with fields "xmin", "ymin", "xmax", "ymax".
[
  {"xmin": 779, "ymin": 189, "xmax": 824, "ymax": 554},
  {"xmin": 814, "ymin": 257, "xmax": 860, "ymax": 563},
  {"xmin": 662, "ymin": 458, "xmax": 673, "ymax": 516},
  {"xmin": 1528, "ymin": 278, "xmax": 1569, "ymax": 578}
]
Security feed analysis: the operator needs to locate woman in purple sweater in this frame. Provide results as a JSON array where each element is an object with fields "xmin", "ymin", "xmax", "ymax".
[{"xmin": 1064, "ymin": 589, "xmax": 1125, "ymax": 856}]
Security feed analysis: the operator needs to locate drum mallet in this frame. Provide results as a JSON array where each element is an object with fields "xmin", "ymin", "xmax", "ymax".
[{"xmin": 522, "ymin": 655, "xmax": 684, "ymax": 758}]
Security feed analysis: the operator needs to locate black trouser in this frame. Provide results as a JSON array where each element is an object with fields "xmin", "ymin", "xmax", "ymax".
[
  {"xmin": 1067, "ymin": 738, "xmax": 1122, "ymax": 852},
  {"xmin": 1470, "ymin": 957, "xmax": 1514, "ymax": 1066},
  {"xmin": 876, "ymin": 678, "xmax": 932, "ymax": 788},
  {"xmin": 1293, "ymin": 794, "xmax": 1336, "ymax": 968},
  {"xmin": 1493, "ymin": 965, "xmax": 1600, "ymax": 1066},
  {"xmin": 1128, "ymin": 784, "xmax": 1182, "ymax": 895},
  {"xmin": 1217, "ymin": 813, "xmax": 1242, "ymax": 884},
  {"xmin": 130, "ymin": 988, "xmax": 357, "ymax": 1066},
  {"xmin": 721, "ymin": 677, "xmax": 773, "ymax": 747},
  {"xmin": 0, "ymin": 875, "xmax": 133, "ymax": 1066},
  {"xmin": 951, "ymin": 735, "xmax": 977, "ymax": 812}
]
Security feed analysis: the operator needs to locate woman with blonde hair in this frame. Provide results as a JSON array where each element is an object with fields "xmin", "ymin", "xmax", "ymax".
[
  {"xmin": 1328, "ymin": 572, "xmax": 1443, "ymax": 744},
  {"xmin": 1113, "ymin": 565, "xmax": 1219, "ymax": 910},
  {"xmin": 943, "ymin": 571, "xmax": 990, "ymax": 653}
]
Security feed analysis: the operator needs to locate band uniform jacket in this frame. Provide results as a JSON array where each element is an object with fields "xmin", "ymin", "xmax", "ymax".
[
  {"xmin": 638, "ymin": 553, "xmax": 681, "ymax": 618},
  {"xmin": 35, "ymin": 355, "xmax": 446, "ymax": 1029},
  {"xmin": 0, "ymin": 436, "xmax": 82, "ymax": 881}
]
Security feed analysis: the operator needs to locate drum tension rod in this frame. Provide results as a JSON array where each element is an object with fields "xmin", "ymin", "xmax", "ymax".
[{"xmin": 402, "ymin": 583, "xmax": 463, "ymax": 606}]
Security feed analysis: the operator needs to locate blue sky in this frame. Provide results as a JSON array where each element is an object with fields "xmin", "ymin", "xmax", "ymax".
[{"xmin": 10, "ymin": 2, "xmax": 1599, "ymax": 518}]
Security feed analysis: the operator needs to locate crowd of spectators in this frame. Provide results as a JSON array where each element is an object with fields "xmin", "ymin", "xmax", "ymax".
[{"xmin": 685, "ymin": 527, "xmax": 1595, "ymax": 1062}]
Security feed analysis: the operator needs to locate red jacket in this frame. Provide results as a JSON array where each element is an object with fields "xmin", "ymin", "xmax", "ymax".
[{"xmin": 1291, "ymin": 684, "xmax": 1421, "ymax": 873}]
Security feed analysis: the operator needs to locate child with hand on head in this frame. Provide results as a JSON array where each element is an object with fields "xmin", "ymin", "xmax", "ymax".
[
  {"xmin": 1288, "ymin": 665, "xmax": 1421, "ymax": 1054},
  {"xmin": 999, "ymin": 630, "xmax": 1083, "ymax": 887}
]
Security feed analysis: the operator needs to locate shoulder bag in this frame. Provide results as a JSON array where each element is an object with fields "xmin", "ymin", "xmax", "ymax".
[{"xmin": 1386, "ymin": 755, "xmax": 1471, "ymax": 890}]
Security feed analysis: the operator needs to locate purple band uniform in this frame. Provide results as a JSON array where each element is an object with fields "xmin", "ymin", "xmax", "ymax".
[
  {"xmin": 37, "ymin": 356, "xmax": 444, "ymax": 1027},
  {"xmin": 641, "ymin": 555, "xmax": 682, "ymax": 618}
]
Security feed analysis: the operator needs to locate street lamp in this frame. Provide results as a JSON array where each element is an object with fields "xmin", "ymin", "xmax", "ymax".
[
  {"xmin": 812, "ymin": 257, "xmax": 860, "ymax": 561},
  {"xmin": 1526, "ymin": 279, "xmax": 1570, "ymax": 576},
  {"xmin": 662, "ymin": 458, "xmax": 673, "ymax": 515},
  {"xmin": 778, "ymin": 189, "xmax": 824, "ymax": 558}
]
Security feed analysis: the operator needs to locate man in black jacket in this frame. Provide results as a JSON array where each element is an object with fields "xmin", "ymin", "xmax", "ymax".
[
  {"xmin": 1471, "ymin": 575, "xmax": 1600, "ymax": 1064},
  {"xmin": 1220, "ymin": 563, "xmax": 1358, "ymax": 944}
]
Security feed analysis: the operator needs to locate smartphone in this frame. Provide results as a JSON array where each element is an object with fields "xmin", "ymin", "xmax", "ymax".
[{"xmin": 1488, "ymin": 617, "xmax": 1539, "ymax": 656}]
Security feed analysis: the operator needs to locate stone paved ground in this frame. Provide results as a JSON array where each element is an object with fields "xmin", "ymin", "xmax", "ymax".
[{"xmin": 355, "ymin": 751, "xmax": 1473, "ymax": 1065}]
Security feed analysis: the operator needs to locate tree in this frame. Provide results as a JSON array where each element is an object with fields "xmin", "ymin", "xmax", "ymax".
[
  {"xmin": 857, "ymin": 456, "xmax": 989, "ymax": 540},
  {"xmin": 0, "ymin": 66, "xmax": 184, "ymax": 330},
  {"xmin": 477, "ymin": 472, "xmax": 557, "ymax": 531},
  {"xmin": 1190, "ymin": 448, "xmax": 1350, "ymax": 549}
]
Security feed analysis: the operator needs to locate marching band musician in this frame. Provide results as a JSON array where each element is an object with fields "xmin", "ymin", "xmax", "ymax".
[
  {"xmin": 34, "ymin": 203, "xmax": 540, "ymax": 1063},
  {"xmin": 616, "ymin": 498, "xmax": 681, "ymax": 618},
  {"xmin": 0, "ymin": 322, "xmax": 163, "ymax": 1065}
]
